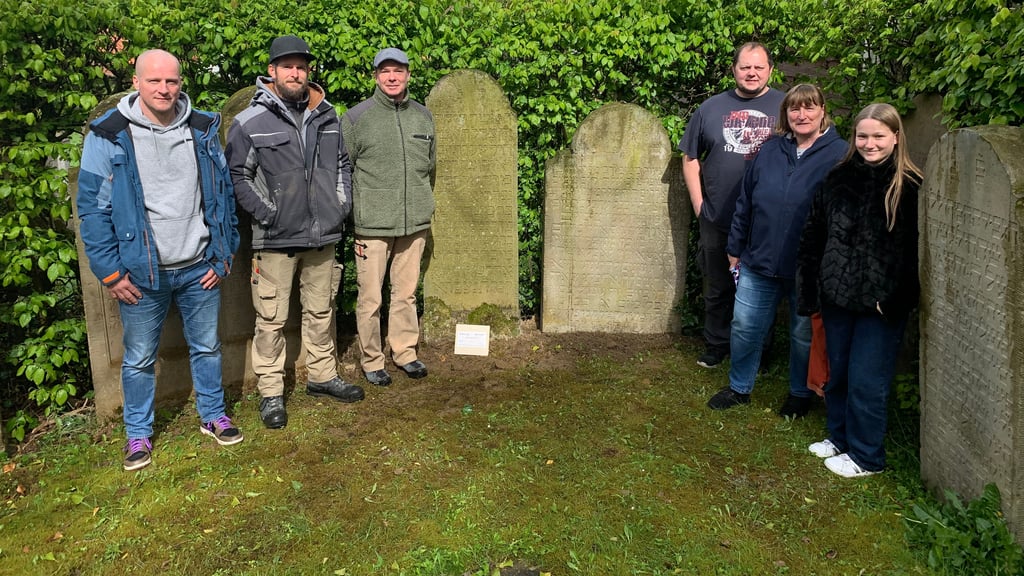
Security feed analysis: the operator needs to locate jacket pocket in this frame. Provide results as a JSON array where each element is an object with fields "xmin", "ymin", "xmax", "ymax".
[{"xmin": 252, "ymin": 131, "xmax": 295, "ymax": 176}]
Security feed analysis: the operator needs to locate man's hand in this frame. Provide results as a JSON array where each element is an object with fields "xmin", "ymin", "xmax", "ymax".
[
  {"xmin": 107, "ymin": 274, "xmax": 142, "ymax": 305},
  {"xmin": 199, "ymin": 268, "xmax": 221, "ymax": 290}
]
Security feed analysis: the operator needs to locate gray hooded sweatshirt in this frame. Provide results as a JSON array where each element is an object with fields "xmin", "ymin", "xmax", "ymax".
[{"xmin": 117, "ymin": 91, "xmax": 209, "ymax": 269}]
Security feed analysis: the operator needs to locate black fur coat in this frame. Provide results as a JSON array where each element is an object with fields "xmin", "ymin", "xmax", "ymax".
[{"xmin": 796, "ymin": 154, "xmax": 920, "ymax": 319}]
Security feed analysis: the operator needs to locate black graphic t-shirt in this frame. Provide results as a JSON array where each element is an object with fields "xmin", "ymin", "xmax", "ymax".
[{"xmin": 678, "ymin": 88, "xmax": 785, "ymax": 230}]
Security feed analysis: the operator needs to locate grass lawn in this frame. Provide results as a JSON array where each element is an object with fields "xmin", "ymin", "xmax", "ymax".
[{"xmin": 0, "ymin": 329, "xmax": 933, "ymax": 575}]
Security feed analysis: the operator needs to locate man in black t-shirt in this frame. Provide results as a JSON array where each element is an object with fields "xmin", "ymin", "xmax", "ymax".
[{"xmin": 678, "ymin": 42, "xmax": 784, "ymax": 368}]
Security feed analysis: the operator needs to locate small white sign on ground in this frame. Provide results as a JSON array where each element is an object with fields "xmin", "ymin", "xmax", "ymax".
[{"xmin": 454, "ymin": 324, "xmax": 490, "ymax": 356}]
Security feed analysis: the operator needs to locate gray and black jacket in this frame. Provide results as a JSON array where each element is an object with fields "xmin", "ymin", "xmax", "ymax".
[{"xmin": 226, "ymin": 77, "xmax": 352, "ymax": 250}]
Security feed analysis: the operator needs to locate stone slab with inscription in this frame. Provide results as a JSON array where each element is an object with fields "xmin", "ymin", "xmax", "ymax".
[
  {"xmin": 919, "ymin": 125, "xmax": 1024, "ymax": 539},
  {"xmin": 423, "ymin": 70, "xmax": 520, "ymax": 337},
  {"xmin": 541, "ymin": 103, "xmax": 688, "ymax": 333}
]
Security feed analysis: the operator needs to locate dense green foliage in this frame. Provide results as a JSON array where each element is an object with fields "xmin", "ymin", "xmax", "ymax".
[
  {"xmin": 1, "ymin": 0, "xmax": 1021, "ymax": 442},
  {"xmin": 0, "ymin": 2, "xmax": 141, "ymax": 439},
  {"xmin": 906, "ymin": 483, "xmax": 1024, "ymax": 574}
]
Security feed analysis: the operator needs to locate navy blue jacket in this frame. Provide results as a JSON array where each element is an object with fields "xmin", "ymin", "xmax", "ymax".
[{"xmin": 727, "ymin": 128, "xmax": 847, "ymax": 279}]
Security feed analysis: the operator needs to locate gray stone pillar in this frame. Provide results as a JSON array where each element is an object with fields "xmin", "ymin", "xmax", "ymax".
[
  {"xmin": 72, "ymin": 92, "xmax": 133, "ymax": 422},
  {"xmin": 541, "ymin": 103, "xmax": 688, "ymax": 333},
  {"xmin": 422, "ymin": 70, "xmax": 520, "ymax": 339},
  {"xmin": 919, "ymin": 125, "xmax": 1024, "ymax": 538}
]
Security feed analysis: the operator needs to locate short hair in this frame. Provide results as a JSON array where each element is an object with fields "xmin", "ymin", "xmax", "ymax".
[
  {"xmin": 776, "ymin": 84, "xmax": 832, "ymax": 135},
  {"xmin": 732, "ymin": 42, "xmax": 774, "ymax": 68}
]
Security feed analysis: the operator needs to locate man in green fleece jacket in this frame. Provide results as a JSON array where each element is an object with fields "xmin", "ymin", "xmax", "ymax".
[{"xmin": 342, "ymin": 47, "xmax": 435, "ymax": 387}]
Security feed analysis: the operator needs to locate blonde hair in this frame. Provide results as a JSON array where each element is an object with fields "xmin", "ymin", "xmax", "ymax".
[
  {"xmin": 844, "ymin": 103, "xmax": 923, "ymax": 231},
  {"xmin": 776, "ymin": 84, "xmax": 832, "ymax": 136}
]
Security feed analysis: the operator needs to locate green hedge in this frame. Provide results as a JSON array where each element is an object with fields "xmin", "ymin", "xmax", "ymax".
[{"xmin": 2, "ymin": 0, "xmax": 1021, "ymax": 440}]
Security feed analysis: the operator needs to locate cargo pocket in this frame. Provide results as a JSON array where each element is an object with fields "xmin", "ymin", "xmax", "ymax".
[{"xmin": 253, "ymin": 273, "xmax": 279, "ymax": 320}]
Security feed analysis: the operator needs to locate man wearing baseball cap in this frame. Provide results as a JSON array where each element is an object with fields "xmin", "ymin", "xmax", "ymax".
[
  {"xmin": 342, "ymin": 47, "xmax": 435, "ymax": 387},
  {"xmin": 226, "ymin": 35, "xmax": 363, "ymax": 429}
]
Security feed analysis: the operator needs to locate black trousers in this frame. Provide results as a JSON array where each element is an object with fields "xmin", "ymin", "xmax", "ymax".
[{"xmin": 697, "ymin": 217, "xmax": 735, "ymax": 352}]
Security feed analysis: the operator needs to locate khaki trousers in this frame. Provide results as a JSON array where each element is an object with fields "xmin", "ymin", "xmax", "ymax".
[
  {"xmin": 251, "ymin": 245, "xmax": 342, "ymax": 397},
  {"xmin": 354, "ymin": 230, "xmax": 428, "ymax": 371}
]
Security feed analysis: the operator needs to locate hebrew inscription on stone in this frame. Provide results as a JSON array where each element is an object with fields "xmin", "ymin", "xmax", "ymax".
[
  {"xmin": 542, "ymin": 103, "xmax": 688, "ymax": 333},
  {"xmin": 919, "ymin": 125, "xmax": 1024, "ymax": 537},
  {"xmin": 424, "ymin": 70, "xmax": 519, "ymax": 317}
]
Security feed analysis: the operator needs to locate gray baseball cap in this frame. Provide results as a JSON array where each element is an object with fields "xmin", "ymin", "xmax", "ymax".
[
  {"xmin": 269, "ymin": 35, "xmax": 314, "ymax": 63},
  {"xmin": 372, "ymin": 47, "xmax": 409, "ymax": 69}
]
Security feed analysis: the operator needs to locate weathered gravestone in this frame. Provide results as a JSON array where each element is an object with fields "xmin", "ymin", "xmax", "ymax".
[
  {"xmin": 920, "ymin": 125, "xmax": 1024, "ymax": 538},
  {"xmin": 541, "ymin": 103, "xmax": 688, "ymax": 333},
  {"xmin": 422, "ymin": 70, "xmax": 520, "ymax": 339},
  {"xmin": 74, "ymin": 90, "xmax": 260, "ymax": 422}
]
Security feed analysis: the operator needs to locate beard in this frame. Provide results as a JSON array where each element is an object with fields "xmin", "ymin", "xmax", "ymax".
[{"xmin": 277, "ymin": 79, "xmax": 309, "ymax": 102}]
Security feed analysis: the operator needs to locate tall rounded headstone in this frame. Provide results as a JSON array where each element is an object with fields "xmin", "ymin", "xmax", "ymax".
[
  {"xmin": 920, "ymin": 125, "xmax": 1024, "ymax": 538},
  {"xmin": 422, "ymin": 70, "xmax": 520, "ymax": 338},
  {"xmin": 72, "ymin": 92, "xmax": 135, "ymax": 421},
  {"xmin": 541, "ymin": 103, "xmax": 688, "ymax": 333}
]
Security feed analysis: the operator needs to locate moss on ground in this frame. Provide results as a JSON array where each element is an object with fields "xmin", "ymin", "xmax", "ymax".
[{"xmin": 0, "ymin": 330, "xmax": 930, "ymax": 575}]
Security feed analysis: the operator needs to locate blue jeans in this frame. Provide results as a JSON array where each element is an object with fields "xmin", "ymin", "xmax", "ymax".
[
  {"xmin": 728, "ymin": 268, "xmax": 811, "ymax": 397},
  {"xmin": 119, "ymin": 262, "xmax": 226, "ymax": 439},
  {"xmin": 821, "ymin": 304, "xmax": 907, "ymax": 472}
]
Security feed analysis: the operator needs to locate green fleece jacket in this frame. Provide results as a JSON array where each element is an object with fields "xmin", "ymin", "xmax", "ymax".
[{"xmin": 341, "ymin": 87, "xmax": 435, "ymax": 237}]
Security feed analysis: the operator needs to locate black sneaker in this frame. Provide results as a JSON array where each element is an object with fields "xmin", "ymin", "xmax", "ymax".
[
  {"xmin": 778, "ymin": 394, "xmax": 813, "ymax": 419},
  {"xmin": 697, "ymin": 348, "xmax": 727, "ymax": 368},
  {"xmin": 707, "ymin": 386, "xmax": 750, "ymax": 410},
  {"xmin": 397, "ymin": 360, "xmax": 428, "ymax": 379},
  {"xmin": 259, "ymin": 396, "xmax": 288, "ymax": 429},
  {"xmin": 364, "ymin": 369, "xmax": 393, "ymax": 387},
  {"xmin": 307, "ymin": 377, "xmax": 365, "ymax": 403},
  {"xmin": 123, "ymin": 437, "xmax": 152, "ymax": 471}
]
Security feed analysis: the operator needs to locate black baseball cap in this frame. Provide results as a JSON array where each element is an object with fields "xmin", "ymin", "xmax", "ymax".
[{"xmin": 269, "ymin": 35, "xmax": 315, "ymax": 64}]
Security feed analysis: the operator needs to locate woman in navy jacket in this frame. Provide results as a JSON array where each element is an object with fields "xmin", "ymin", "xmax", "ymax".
[{"xmin": 707, "ymin": 84, "xmax": 848, "ymax": 417}]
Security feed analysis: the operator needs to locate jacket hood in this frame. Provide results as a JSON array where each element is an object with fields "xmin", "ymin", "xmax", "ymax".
[
  {"xmin": 253, "ymin": 76, "xmax": 326, "ymax": 117},
  {"xmin": 117, "ymin": 91, "xmax": 192, "ymax": 133}
]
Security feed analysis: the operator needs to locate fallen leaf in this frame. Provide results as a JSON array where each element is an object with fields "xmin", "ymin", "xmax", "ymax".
[
  {"xmin": 23, "ymin": 546, "xmax": 30, "ymax": 553},
  {"xmin": 92, "ymin": 507, "xmax": 100, "ymax": 517},
  {"xmin": 545, "ymin": 459, "xmax": 554, "ymax": 465},
  {"xmin": 48, "ymin": 532, "xmax": 63, "ymax": 542},
  {"xmin": 203, "ymin": 528, "xmax": 214, "ymax": 534},
  {"xmin": 16, "ymin": 484, "xmax": 25, "ymax": 495},
  {"xmin": 826, "ymin": 549, "xmax": 838, "ymax": 559},
  {"xmin": 2, "ymin": 462, "xmax": 15, "ymax": 474}
]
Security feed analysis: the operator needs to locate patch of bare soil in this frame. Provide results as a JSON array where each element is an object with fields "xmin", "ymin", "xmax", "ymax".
[{"xmin": 329, "ymin": 319, "xmax": 689, "ymax": 437}]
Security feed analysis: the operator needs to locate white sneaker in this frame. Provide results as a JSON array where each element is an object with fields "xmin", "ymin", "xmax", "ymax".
[
  {"xmin": 824, "ymin": 453, "xmax": 879, "ymax": 478},
  {"xmin": 808, "ymin": 439, "xmax": 840, "ymax": 458}
]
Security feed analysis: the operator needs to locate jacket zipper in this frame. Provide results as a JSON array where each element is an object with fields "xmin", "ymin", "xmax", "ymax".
[{"xmin": 395, "ymin": 101, "xmax": 408, "ymax": 235}]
